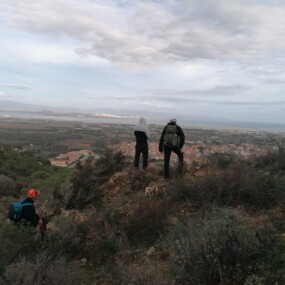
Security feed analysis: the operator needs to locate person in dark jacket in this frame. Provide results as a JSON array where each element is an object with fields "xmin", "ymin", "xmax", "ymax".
[
  {"xmin": 159, "ymin": 118, "xmax": 185, "ymax": 179},
  {"xmin": 20, "ymin": 188, "xmax": 41, "ymax": 227},
  {"xmin": 134, "ymin": 117, "xmax": 150, "ymax": 170}
]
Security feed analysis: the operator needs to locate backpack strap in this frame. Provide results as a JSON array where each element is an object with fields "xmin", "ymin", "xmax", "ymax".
[{"xmin": 21, "ymin": 201, "xmax": 33, "ymax": 205}]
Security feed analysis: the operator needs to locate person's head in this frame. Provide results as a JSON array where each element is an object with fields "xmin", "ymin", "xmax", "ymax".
[
  {"xmin": 27, "ymin": 188, "xmax": 40, "ymax": 200},
  {"xmin": 138, "ymin": 117, "xmax": 147, "ymax": 126},
  {"xmin": 169, "ymin": 118, "xmax": 177, "ymax": 124}
]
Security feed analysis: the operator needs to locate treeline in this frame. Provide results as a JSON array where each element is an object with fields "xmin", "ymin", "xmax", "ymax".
[{"xmin": 0, "ymin": 145, "xmax": 72, "ymax": 199}]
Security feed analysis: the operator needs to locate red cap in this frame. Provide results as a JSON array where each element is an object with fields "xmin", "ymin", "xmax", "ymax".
[{"xmin": 28, "ymin": 189, "xmax": 40, "ymax": 198}]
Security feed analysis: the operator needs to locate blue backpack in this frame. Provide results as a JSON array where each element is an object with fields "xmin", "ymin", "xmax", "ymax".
[{"xmin": 8, "ymin": 200, "xmax": 33, "ymax": 222}]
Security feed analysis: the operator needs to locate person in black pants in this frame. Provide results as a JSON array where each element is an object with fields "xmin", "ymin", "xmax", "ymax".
[
  {"xmin": 134, "ymin": 117, "xmax": 150, "ymax": 170},
  {"xmin": 159, "ymin": 118, "xmax": 185, "ymax": 179}
]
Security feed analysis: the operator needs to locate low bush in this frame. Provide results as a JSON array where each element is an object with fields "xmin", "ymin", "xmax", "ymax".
[
  {"xmin": 207, "ymin": 152, "xmax": 236, "ymax": 169},
  {"xmin": 129, "ymin": 170, "xmax": 154, "ymax": 192},
  {"xmin": 59, "ymin": 158, "xmax": 103, "ymax": 210},
  {"xmin": 252, "ymin": 147, "xmax": 285, "ymax": 172},
  {"xmin": 0, "ymin": 223, "xmax": 41, "ymax": 275},
  {"xmin": 59, "ymin": 149, "xmax": 128, "ymax": 210},
  {"xmin": 1, "ymin": 252, "xmax": 86, "ymax": 285},
  {"xmin": 169, "ymin": 161, "xmax": 285, "ymax": 210},
  {"xmin": 48, "ymin": 214, "xmax": 87, "ymax": 257},
  {"xmin": 122, "ymin": 199, "xmax": 168, "ymax": 246},
  {"xmin": 87, "ymin": 233, "xmax": 119, "ymax": 264},
  {"xmin": 94, "ymin": 148, "xmax": 129, "ymax": 177},
  {"xmin": 0, "ymin": 175, "xmax": 17, "ymax": 197},
  {"xmin": 84, "ymin": 211, "xmax": 122, "ymax": 264},
  {"xmin": 169, "ymin": 208, "xmax": 284, "ymax": 285},
  {"xmin": 108, "ymin": 262, "xmax": 172, "ymax": 285}
]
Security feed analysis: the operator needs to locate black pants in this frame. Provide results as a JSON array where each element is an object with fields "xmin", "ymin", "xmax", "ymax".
[
  {"xmin": 134, "ymin": 142, "xmax": 148, "ymax": 169},
  {"xmin": 163, "ymin": 146, "xmax": 183, "ymax": 179}
]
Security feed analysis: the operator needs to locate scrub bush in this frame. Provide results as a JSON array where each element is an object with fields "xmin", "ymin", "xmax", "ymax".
[
  {"xmin": 2, "ymin": 252, "xmax": 86, "ymax": 285},
  {"xmin": 0, "ymin": 175, "xmax": 17, "ymax": 197},
  {"xmin": 169, "ymin": 208, "xmax": 284, "ymax": 285},
  {"xmin": 0, "ymin": 223, "xmax": 41, "ymax": 275},
  {"xmin": 123, "ymin": 200, "xmax": 168, "ymax": 246}
]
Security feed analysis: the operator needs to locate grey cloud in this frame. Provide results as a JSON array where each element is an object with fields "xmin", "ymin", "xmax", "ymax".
[
  {"xmin": 0, "ymin": 83, "xmax": 33, "ymax": 90},
  {"xmin": 249, "ymin": 69, "xmax": 283, "ymax": 76},
  {"xmin": 87, "ymin": 95, "xmax": 134, "ymax": 100},
  {"xmin": 179, "ymin": 99, "xmax": 285, "ymax": 106},
  {"xmin": 1, "ymin": 0, "xmax": 285, "ymax": 66},
  {"xmin": 88, "ymin": 91, "xmax": 285, "ymax": 106},
  {"xmin": 263, "ymin": 79, "xmax": 285, "ymax": 85},
  {"xmin": 148, "ymin": 85, "xmax": 251, "ymax": 97},
  {"xmin": 141, "ymin": 90, "xmax": 285, "ymax": 106},
  {"xmin": 217, "ymin": 100, "xmax": 285, "ymax": 106}
]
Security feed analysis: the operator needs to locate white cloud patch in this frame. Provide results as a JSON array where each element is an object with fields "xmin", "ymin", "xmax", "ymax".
[
  {"xmin": 0, "ymin": 91, "xmax": 8, "ymax": 97},
  {"xmin": 0, "ymin": 83, "xmax": 32, "ymax": 90},
  {"xmin": 0, "ymin": 0, "xmax": 285, "ymax": 67}
]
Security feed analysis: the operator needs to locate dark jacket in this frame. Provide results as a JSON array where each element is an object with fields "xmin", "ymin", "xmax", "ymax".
[
  {"xmin": 134, "ymin": 130, "xmax": 148, "ymax": 144},
  {"xmin": 20, "ymin": 197, "xmax": 40, "ymax": 227},
  {"xmin": 159, "ymin": 122, "xmax": 185, "ymax": 151}
]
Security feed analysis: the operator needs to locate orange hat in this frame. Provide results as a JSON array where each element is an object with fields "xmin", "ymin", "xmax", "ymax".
[{"xmin": 28, "ymin": 188, "xmax": 40, "ymax": 198}]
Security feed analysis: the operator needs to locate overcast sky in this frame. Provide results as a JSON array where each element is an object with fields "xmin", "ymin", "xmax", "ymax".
[{"xmin": 0, "ymin": 0, "xmax": 285, "ymax": 124}]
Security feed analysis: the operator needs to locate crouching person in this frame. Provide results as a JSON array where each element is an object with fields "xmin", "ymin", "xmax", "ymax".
[
  {"xmin": 20, "ymin": 188, "xmax": 41, "ymax": 227},
  {"xmin": 9, "ymin": 188, "xmax": 41, "ymax": 227},
  {"xmin": 8, "ymin": 188, "xmax": 50, "ymax": 243}
]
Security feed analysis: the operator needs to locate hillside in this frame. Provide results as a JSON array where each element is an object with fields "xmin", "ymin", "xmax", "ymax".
[{"xmin": 1, "ymin": 146, "xmax": 285, "ymax": 284}]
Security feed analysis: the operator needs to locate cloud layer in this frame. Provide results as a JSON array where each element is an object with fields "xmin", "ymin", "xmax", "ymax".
[
  {"xmin": 0, "ymin": 0, "xmax": 285, "ymax": 124},
  {"xmin": 1, "ymin": 0, "xmax": 285, "ymax": 67}
]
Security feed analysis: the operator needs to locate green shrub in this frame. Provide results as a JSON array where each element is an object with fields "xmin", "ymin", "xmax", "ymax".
[
  {"xmin": 0, "ymin": 223, "xmax": 41, "ymax": 275},
  {"xmin": 2, "ymin": 252, "xmax": 86, "ymax": 285},
  {"xmin": 0, "ymin": 175, "xmax": 17, "ymax": 197},
  {"xmin": 123, "ymin": 200, "xmax": 168, "ymax": 246},
  {"xmin": 87, "ymin": 233, "xmax": 118, "ymax": 264},
  {"xmin": 244, "ymin": 275, "xmax": 265, "ymax": 285},
  {"xmin": 107, "ymin": 262, "xmax": 172, "ymax": 285},
  {"xmin": 84, "ymin": 211, "xmax": 121, "ymax": 264},
  {"xmin": 252, "ymin": 148, "xmax": 285, "ymax": 171},
  {"xmin": 169, "ymin": 208, "xmax": 284, "ymax": 285},
  {"xmin": 207, "ymin": 152, "xmax": 236, "ymax": 169},
  {"xmin": 129, "ymin": 170, "xmax": 154, "ymax": 192},
  {"xmin": 94, "ymin": 148, "xmax": 129, "ymax": 177},
  {"xmin": 61, "ymin": 158, "xmax": 103, "ymax": 210},
  {"xmin": 0, "ymin": 196, "xmax": 14, "ymax": 222},
  {"xmin": 169, "ymin": 161, "xmax": 285, "ymax": 210},
  {"xmin": 60, "ymin": 149, "xmax": 128, "ymax": 210},
  {"xmin": 48, "ymin": 215, "xmax": 86, "ymax": 257}
]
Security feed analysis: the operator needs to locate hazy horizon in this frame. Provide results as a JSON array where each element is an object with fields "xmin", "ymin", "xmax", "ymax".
[{"xmin": 1, "ymin": 100, "xmax": 285, "ymax": 132}]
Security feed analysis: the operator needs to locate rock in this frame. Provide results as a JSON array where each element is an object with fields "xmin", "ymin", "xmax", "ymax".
[
  {"xmin": 146, "ymin": 246, "xmax": 155, "ymax": 256},
  {"xmin": 80, "ymin": 258, "xmax": 87, "ymax": 266},
  {"xmin": 168, "ymin": 216, "xmax": 178, "ymax": 225}
]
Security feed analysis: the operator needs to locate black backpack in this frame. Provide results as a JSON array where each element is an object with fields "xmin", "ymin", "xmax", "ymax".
[
  {"xmin": 163, "ymin": 125, "xmax": 179, "ymax": 147},
  {"xmin": 8, "ymin": 200, "xmax": 33, "ymax": 222}
]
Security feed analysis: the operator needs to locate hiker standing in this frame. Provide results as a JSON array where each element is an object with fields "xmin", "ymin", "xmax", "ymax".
[
  {"xmin": 159, "ymin": 118, "xmax": 185, "ymax": 179},
  {"xmin": 134, "ymin": 117, "xmax": 150, "ymax": 170},
  {"xmin": 19, "ymin": 188, "xmax": 42, "ymax": 227}
]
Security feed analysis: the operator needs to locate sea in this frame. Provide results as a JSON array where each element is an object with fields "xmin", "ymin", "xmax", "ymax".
[{"xmin": 0, "ymin": 111, "xmax": 284, "ymax": 132}]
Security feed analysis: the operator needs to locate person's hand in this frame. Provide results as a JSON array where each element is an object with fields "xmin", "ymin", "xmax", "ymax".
[{"xmin": 38, "ymin": 218, "xmax": 43, "ymax": 227}]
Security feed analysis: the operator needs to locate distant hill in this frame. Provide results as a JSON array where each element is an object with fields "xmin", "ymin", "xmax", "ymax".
[
  {"xmin": 0, "ymin": 100, "xmax": 216, "ymax": 122},
  {"xmin": 1, "ymin": 99, "xmax": 285, "ymax": 131}
]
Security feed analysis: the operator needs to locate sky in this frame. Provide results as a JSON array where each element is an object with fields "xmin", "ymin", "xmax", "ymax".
[{"xmin": 0, "ymin": 0, "xmax": 285, "ymax": 124}]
